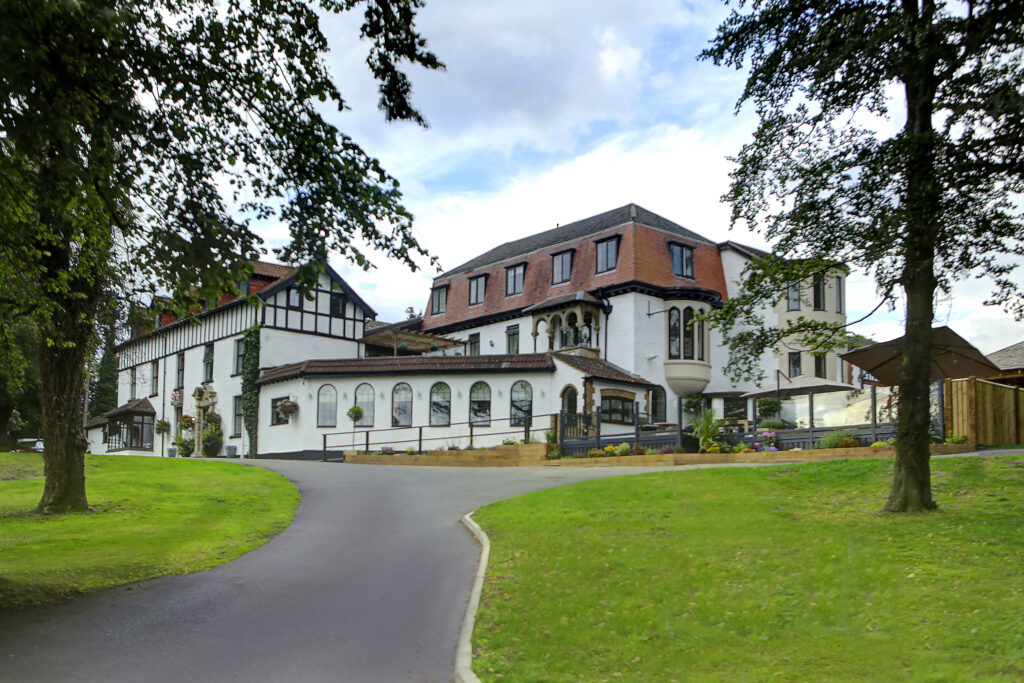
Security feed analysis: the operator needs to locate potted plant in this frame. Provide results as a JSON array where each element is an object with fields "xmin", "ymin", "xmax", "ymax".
[
  {"xmin": 275, "ymin": 399, "xmax": 299, "ymax": 421},
  {"xmin": 346, "ymin": 405, "xmax": 364, "ymax": 452}
]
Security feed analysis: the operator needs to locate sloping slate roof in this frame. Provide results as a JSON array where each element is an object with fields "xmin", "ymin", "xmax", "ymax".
[
  {"xmin": 85, "ymin": 415, "xmax": 108, "ymax": 428},
  {"xmin": 102, "ymin": 397, "xmax": 156, "ymax": 418},
  {"xmin": 988, "ymin": 340, "xmax": 1024, "ymax": 370},
  {"xmin": 718, "ymin": 240, "xmax": 772, "ymax": 260},
  {"xmin": 553, "ymin": 354, "xmax": 656, "ymax": 387},
  {"xmin": 521, "ymin": 291, "xmax": 602, "ymax": 314},
  {"xmin": 258, "ymin": 354, "xmax": 557, "ymax": 385},
  {"xmin": 442, "ymin": 204, "xmax": 713, "ymax": 277}
]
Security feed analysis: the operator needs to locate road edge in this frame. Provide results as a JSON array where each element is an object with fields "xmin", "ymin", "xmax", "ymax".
[{"xmin": 455, "ymin": 511, "xmax": 489, "ymax": 683}]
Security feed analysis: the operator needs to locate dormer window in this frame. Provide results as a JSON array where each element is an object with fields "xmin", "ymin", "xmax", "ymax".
[
  {"xmin": 469, "ymin": 275, "xmax": 486, "ymax": 305},
  {"xmin": 505, "ymin": 263, "xmax": 525, "ymax": 296},
  {"xmin": 669, "ymin": 243, "xmax": 694, "ymax": 278},
  {"xmin": 431, "ymin": 286, "xmax": 448, "ymax": 314},
  {"xmin": 552, "ymin": 250, "xmax": 573, "ymax": 284},
  {"xmin": 595, "ymin": 236, "xmax": 619, "ymax": 273}
]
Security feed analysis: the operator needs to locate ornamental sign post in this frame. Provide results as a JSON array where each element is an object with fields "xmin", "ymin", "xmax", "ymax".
[{"xmin": 192, "ymin": 384, "xmax": 218, "ymax": 457}]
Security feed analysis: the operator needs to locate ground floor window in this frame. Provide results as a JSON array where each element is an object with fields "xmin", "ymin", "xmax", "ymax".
[
  {"xmin": 600, "ymin": 397, "xmax": 634, "ymax": 424},
  {"xmin": 470, "ymin": 381, "xmax": 491, "ymax": 426},
  {"xmin": 510, "ymin": 380, "xmax": 532, "ymax": 426},
  {"xmin": 107, "ymin": 414, "xmax": 154, "ymax": 451}
]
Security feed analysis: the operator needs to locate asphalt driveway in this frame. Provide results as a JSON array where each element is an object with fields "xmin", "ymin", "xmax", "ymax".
[{"xmin": 0, "ymin": 460, "xmax": 679, "ymax": 682}]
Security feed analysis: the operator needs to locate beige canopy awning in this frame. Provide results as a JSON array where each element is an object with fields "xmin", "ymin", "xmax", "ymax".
[{"xmin": 840, "ymin": 326, "xmax": 998, "ymax": 386}]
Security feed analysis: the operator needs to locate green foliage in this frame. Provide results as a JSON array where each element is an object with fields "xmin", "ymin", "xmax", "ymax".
[
  {"xmin": 815, "ymin": 431, "xmax": 859, "ymax": 449},
  {"xmin": 757, "ymin": 397, "xmax": 781, "ymax": 419},
  {"xmin": 945, "ymin": 434, "xmax": 968, "ymax": 445},
  {"xmin": 544, "ymin": 430, "xmax": 557, "ymax": 444},
  {"xmin": 154, "ymin": 419, "xmax": 170, "ymax": 435},
  {"xmin": 758, "ymin": 418, "xmax": 793, "ymax": 430},
  {"xmin": 346, "ymin": 405, "xmax": 364, "ymax": 425},
  {"xmin": 241, "ymin": 325, "xmax": 260, "ymax": 457},
  {"xmin": 613, "ymin": 442, "xmax": 632, "ymax": 457},
  {"xmin": 870, "ymin": 441, "xmax": 890, "ymax": 448},
  {"xmin": 587, "ymin": 449, "xmax": 605, "ymax": 458},
  {"xmin": 683, "ymin": 393, "xmax": 707, "ymax": 416},
  {"xmin": 502, "ymin": 438, "xmax": 517, "ymax": 446},
  {"xmin": 173, "ymin": 435, "xmax": 194, "ymax": 459},
  {"xmin": 201, "ymin": 411, "xmax": 223, "ymax": 457},
  {"xmin": 545, "ymin": 448, "xmax": 562, "ymax": 460},
  {"xmin": 692, "ymin": 409, "xmax": 725, "ymax": 453}
]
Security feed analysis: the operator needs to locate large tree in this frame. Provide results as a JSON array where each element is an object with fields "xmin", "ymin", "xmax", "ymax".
[
  {"xmin": 701, "ymin": 0, "xmax": 1024, "ymax": 511},
  {"xmin": 0, "ymin": 0, "xmax": 442, "ymax": 513}
]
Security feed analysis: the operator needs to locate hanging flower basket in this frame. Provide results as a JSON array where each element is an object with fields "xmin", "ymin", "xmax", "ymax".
[
  {"xmin": 275, "ymin": 399, "xmax": 299, "ymax": 420},
  {"xmin": 155, "ymin": 419, "xmax": 171, "ymax": 435},
  {"xmin": 179, "ymin": 414, "xmax": 195, "ymax": 431}
]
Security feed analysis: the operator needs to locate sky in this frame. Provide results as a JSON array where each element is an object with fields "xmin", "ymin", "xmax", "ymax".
[{"xmin": 260, "ymin": 0, "xmax": 1023, "ymax": 355}]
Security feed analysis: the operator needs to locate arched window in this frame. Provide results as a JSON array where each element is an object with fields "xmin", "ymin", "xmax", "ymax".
[
  {"xmin": 683, "ymin": 307, "xmax": 695, "ymax": 360},
  {"xmin": 697, "ymin": 310, "xmax": 706, "ymax": 362},
  {"xmin": 317, "ymin": 384, "xmax": 337, "ymax": 427},
  {"xmin": 354, "ymin": 383, "xmax": 374, "ymax": 427},
  {"xmin": 430, "ymin": 382, "xmax": 451, "ymax": 426},
  {"xmin": 550, "ymin": 315, "xmax": 562, "ymax": 351},
  {"xmin": 561, "ymin": 386, "xmax": 578, "ymax": 415},
  {"xmin": 470, "ymin": 381, "xmax": 491, "ymax": 426},
  {"xmin": 392, "ymin": 383, "xmax": 413, "ymax": 427},
  {"xmin": 652, "ymin": 386, "xmax": 667, "ymax": 423},
  {"xmin": 668, "ymin": 307, "xmax": 681, "ymax": 359},
  {"xmin": 510, "ymin": 380, "xmax": 533, "ymax": 426}
]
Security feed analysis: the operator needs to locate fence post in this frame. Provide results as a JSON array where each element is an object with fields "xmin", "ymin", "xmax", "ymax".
[
  {"xmin": 595, "ymin": 408, "xmax": 602, "ymax": 451},
  {"xmin": 558, "ymin": 412, "xmax": 564, "ymax": 445},
  {"xmin": 322, "ymin": 433, "xmax": 327, "ymax": 462},
  {"xmin": 470, "ymin": 422, "xmax": 475, "ymax": 450},
  {"xmin": 943, "ymin": 379, "xmax": 953, "ymax": 440},
  {"xmin": 966, "ymin": 376, "xmax": 978, "ymax": 444},
  {"xmin": 524, "ymin": 415, "xmax": 531, "ymax": 443},
  {"xmin": 677, "ymin": 396, "xmax": 683, "ymax": 448},
  {"xmin": 870, "ymin": 385, "xmax": 878, "ymax": 443},
  {"xmin": 365, "ymin": 430, "xmax": 370, "ymax": 453},
  {"xmin": 418, "ymin": 426, "xmax": 423, "ymax": 454},
  {"xmin": 634, "ymin": 401, "xmax": 640, "ymax": 444}
]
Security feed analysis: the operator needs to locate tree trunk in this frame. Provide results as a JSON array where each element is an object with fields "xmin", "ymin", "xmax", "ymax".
[
  {"xmin": 886, "ymin": 38, "xmax": 940, "ymax": 513},
  {"xmin": 36, "ymin": 319, "xmax": 92, "ymax": 513}
]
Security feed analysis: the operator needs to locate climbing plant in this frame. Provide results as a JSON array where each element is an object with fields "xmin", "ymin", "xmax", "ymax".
[{"xmin": 241, "ymin": 325, "xmax": 261, "ymax": 457}]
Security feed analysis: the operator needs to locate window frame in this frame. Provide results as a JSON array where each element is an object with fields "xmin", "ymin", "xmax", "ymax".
[
  {"xmin": 233, "ymin": 338, "xmax": 244, "ymax": 375},
  {"xmin": 812, "ymin": 273, "xmax": 825, "ymax": 311},
  {"xmin": 317, "ymin": 384, "xmax": 338, "ymax": 428},
  {"xmin": 510, "ymin": 380, "xmax": 533, "ymax": 426},
  {"xmin": 505, "ymin": 263, "xmax": 525, "ymax": 296},
  {"xmin": 682, "ymin": 307, "xmax": 695, "ymax": 360},
  {"xmin": 468, "ymin": 275, "xmax": 487, "ymax": 306},
  {"xmin": 430, "ymin": 286, "xmax": 448, "ymax": 315},
  {"xmin": 651, "ymin": 386, "xmax": 667, "ymax": 423},
  {"xmin": 468, "ymin": 333, "xmax": 480, "ymax": 356},
  {"xmin": 595, "ymin": 236, "xmax": 620, "ymax": 274},
  {"xmin": 835, "ymin": 275, "xmax": 843, "ymax": 313},
  {"xmin": 429, "ymin": 382, "xmax": 451, "ymax": 427},
  {"xmin": 175, "ymin": 352, "xmax": 185, "ymax": 389},
  {"xmin": 287, "ymin": 287, "xmax": 302, "ymax": 310},
  {"xmin": 506, "ymin": 325, "xmax": 519, "ymax": 355},
  {"xmin": 600, "ymin": 397, "xmax": 634, "ymax": 425},
  {"xmin": 814, "ymin": 354, "xmax": 827, "ymax": 379},
  {"xmin": 669, "ymin": 242, "xmax": 694, "ymax": 278},
  {"xmin": 149, "ymin": 360, "xmax": 159, "ymax": 397},
  {"xmin": 551, "ymin": 249, "xmax": 574, "ymax": 285},
  {"xmin": 787, "ymin": 283, "xmax": 801, "ymax": 311},
  {"xmin": 354, "ymin": 383, "xmax": 374, "ymax": 427},
  {"xmin": 469, "ymin": 381, "xmax": 491, "ymax": 426},
  {"xmin": 203, "ymin": 343, "xmax": 214, "ymax": 383},
  {"xmin": 788, "ymin": 351, "xmax": 802, "ymax": 378},
  {"xmin": 129, "ymin": 366, "xmax": 137, "ymax": 400},
  {"xmin": 330, "ymin": 292, "xmax": 346, "ymax": 318},
  {"xmin": 391, "ymin": 382, "xmax": 413, "ymax": 428},
  {"xmin": 232, "ymin": 395, "xmax": 243, "ymax": 437},
  {"xmin": 667, "ymin": 307, "xmax": 681, "ymax": 360},
  {"xmin": 270, "ymin": 396, "xmax": 290, "ymax": 426}
]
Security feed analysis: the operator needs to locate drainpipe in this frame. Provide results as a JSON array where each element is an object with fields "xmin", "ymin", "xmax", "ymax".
[{"xmin": 601, "ymin": 297, "xmax": 612, "ymax": 361}]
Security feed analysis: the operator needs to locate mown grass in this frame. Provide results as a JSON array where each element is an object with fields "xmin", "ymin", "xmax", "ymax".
[
  {"xmin": 0, "ymin": 453, "xmax": 299, "ymax": 610},
  {"xmin": 473, "ymin": 456, "xmax": 1024, "ymax": 682}
]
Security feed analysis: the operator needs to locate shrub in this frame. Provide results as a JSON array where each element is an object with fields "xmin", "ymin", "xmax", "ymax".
[
  {"xmin": 604, "ymin": 444, "xmax": 616, "ymax": 455},
  {"xmin": 546, "ymin": 448, "xmax": 562, "ymax": 460},
  {"xmin": 154, "ymin": 419, "xmax": 171, "ymax": 436},
  {"xmin": 757, "ymin": 397, "xmax": 781, "ymax": 419},
  {"xmin": 587, "ymin": 448, "xmax": 605, "ymax": 458},
  {"xmin": 614, "ymin": 442, "xmax": 632, "ymax": 457},
  {"xmin": 758, "ymin": 418, "xmax": 788, "ymax": 429},
  {"xmin": 631, "ymin": 443, "xmax": 646, "ymax": 455},
  {"xmin": 544, "ymin": 430, "xmax": 557, "ymax": 444},
  {"xmin": 683, "ymin": 393, "xmax": 707, "ymax": 415},
  {"xmin": 733, "ymin": 443, "xmax": 746, "ymax": 453},
  {"xmin": 381, "ymin": 447, "xmax": 394, "ymax": 454},
  {"xmin": 173, "ymin": 434, "xmax": 194, "ymax": 458},
  {"xmin": 870, "ymin": 441, "xmax": 890, "ymax": 448},
  {"xmin": 692, "ymin": 409, "xmax": 725, "ymax": 453},
  {"xmin": 501, "ymin": 438, "xmax": 517, "ymax": 446},
  {"xmin": 672, "ymin": 446, "xmax": 686, "ymax": 454},
  {"xmin": 815, "ymin": 431, "xmax": 859, "ymax": 449},
  {"xmin": 645, "ymin": 448, "xmax": 657, "ymax": 455},
  {"xmin": 945, "ymin": 433, "xmax": 968, "ymax": 444},
  {"xmin": 406, "ymin": 446, "xmax": 416, "ymax": 455},
  {"xmin": 658, "ymin": 444, "xmax": 675, "ymax": 455}
]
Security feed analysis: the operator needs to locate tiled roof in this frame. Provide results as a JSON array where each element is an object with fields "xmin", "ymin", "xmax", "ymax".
[
  {"xmin": 718, "ymin": 240, "xmax": 772, "ymax": 260},
  {"xmin": 85, "ymin": 415, "xmax": 108, "ymax": 429},
  {"xmin": 102, "ymin": 397, "xmax": 156, "ymax": 418},
  {"xmin": 521, "ymin": 291, "xmax": 602, "ymax": 315},
  {"xmin": 552, "ymin": 354, "xmax": 656, "ymax": 387},
  {"xmin": 257, "ymin": 354, "xmax": 557, "ymax": 385},
  {"xmin": 442, "ymin": 203, "xmax": 713, "ymax": 277},
  {"xmin": 251, "ymin": 261, "xmax": 298, "ymax": 279},
  {"xmin": 988, "ymin": 340, "xmax": 1024, "ymax": 370}
]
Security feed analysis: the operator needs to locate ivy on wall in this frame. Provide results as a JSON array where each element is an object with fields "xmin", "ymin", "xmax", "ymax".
[{"xmin": 241, "ymin": 325, "xmax": 261, "ymax": 456}]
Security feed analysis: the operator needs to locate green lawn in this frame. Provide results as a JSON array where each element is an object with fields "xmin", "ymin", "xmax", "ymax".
[
  {"xmin": 473, "ymin": 456, "xmax": 1024, "ymax": 682},
  {"xmin": 0, "ymin": 453, "xmax": 299, "ymax": 610}
]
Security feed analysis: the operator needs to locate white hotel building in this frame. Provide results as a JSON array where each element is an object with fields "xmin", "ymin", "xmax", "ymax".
[{"xmin": 88, "ymin": 204, "xmax": 848, "ymax": 458}]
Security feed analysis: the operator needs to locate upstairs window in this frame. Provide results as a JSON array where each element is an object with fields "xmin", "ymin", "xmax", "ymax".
[
  {"xmin": 175, "ymin": 352, "xmax": 185, "ymax": 389},
  {"xmin": 836, "ymin": 276, "xmax": 843, "ymax": 313},
  {"xmin": 813, "ymin": 273, "xmax": 825, "ymax": 310},
  {"xmin": 234, "ymin": 338, "xmax": 245, "ymax": 375},
  {"xmin": 130, "ymin": 366, "xmax": 137, "ymax": 400},
  {"xmin": 287, "ymin": 287, "xmax": 302, "ymax": 310},
  {"xmin": 505, "ymin": 264, "xmax": 525, "ymax": 296},
  {"xmin": 506, "ymin": 325, "xmax": 519, "ymax": 355},
  {"xmin": 330, "ymin": 292, "xmax": 346, "ymax": 317},
  {"xmin": 150, "ymin": 361, "xmax": 159, "ymax": 396},
  {"xmin": 788, "ymin": 351, "xmax": 802, "ymax": 378},
  {"xmin": 815, "ymin": 355, "xmax": 827, "ymax": 379},
  {"xmin": 787, "ymin": 283, "xmax": 801, "ymax": 311},
  {"xmin": 667, "ymin": 308, "xmax": 681, "ymax": 359},
  {"xmin": 431, "ymin": 287, "xmax": 447, "ymax": 315},
  {"xmin": 552, "ymin": 250, "xmax": 573, "ymax": 284},
  {"xmin": 670, "ymin": 243, "xmax": 694, "ymax": 278},
  {"xmin": 469, "ymin": 276, "xmax": 486, "ymax": 305},
  {"xmin": 682, "ymin": 307, "xmax": 695, "ymax": 360},
  {"xmin": 468, "ymin": 333, "xmax": 480, "ymax": 356},
  {"xmin": 595, "ymin": 237, "xmax": 619, "ymax": 273},
  {"xmin": 203, "ymin": 343, "xmax": 214, "ymax": 382}
]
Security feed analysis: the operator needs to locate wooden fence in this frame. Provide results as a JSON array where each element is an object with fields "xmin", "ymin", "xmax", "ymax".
[{"xmin": 946, "ymin": 377, "xmax": 1024, "ymax": 445}]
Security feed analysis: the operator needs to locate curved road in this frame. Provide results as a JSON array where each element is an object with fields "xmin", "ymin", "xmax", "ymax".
[{"xmin": 0, "ymin": 461, "xmax": 679, "ymax": 682}]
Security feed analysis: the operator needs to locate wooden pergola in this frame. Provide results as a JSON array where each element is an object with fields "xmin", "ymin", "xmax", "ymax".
[{"xmin": 361, "ymin": 325, "xmax": 461, "ymax": 356}]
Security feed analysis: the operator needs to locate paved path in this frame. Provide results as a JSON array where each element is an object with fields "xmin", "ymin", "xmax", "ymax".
[{"xmin": 0, "ymin": 461, "xmax": 684, "ymax": 683}]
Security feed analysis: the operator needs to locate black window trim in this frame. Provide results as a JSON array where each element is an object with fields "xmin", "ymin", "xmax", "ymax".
[
  {"xmin": 551, "ymin": 248, "xmax": 575, "ymax": 285},
  {"xmin": 594, "ymin": 234, "xmax": 621, "ymax": 274},
  {"xmin": 504, "ymin": 262, "xmax": 527, "ymax": 297},
  {"xmin": 668, "ymin": 241, "xmax": 695, "ymax": 279},
  {"xmin": 430, "ymin": 285, "xmax": 449, "ymax": 315},
  {"xmin": 468, "ymin": 274, "xmax": 488, "ymax": 306}
]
